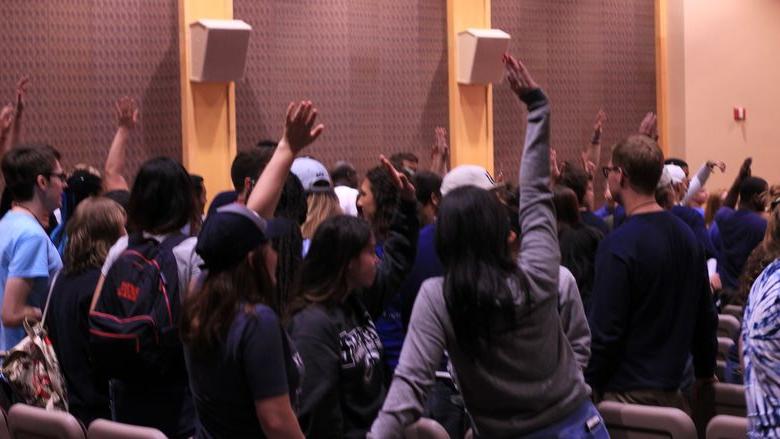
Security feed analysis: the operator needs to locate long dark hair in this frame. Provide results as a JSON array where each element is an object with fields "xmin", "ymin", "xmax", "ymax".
[
  {"xmin": 553, "ymin": 185, "xmax": 582, "ymax": 228},
  {"xmin": 436, "ymin": 186, "xmax": 524, "ymax": 358},
  {"xmin": 293, "ymin": 215, "xmax": 372, "ymax": 310},
  {"xmin": 364, "ymin": 166, "xmax": 399, "ymax": 241},
  {"xmin": 181, "ymin": 245, "xmax": 276, "ymax": 352},
  {"xmin": 127, "ymin": 157, "xmax": 194, "ymax": 234},
  {"xmin": 273, "ymin": 173, "xmax": 307, "ymax": 314}
]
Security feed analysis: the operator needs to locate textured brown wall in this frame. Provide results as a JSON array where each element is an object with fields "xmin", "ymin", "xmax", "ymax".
[
  {"xmin": 233, "ymin": 1, "xmax": 450, "ymax": 176},
  {"xmin": 492, "ymin": 0, "xmax": 656, "ymax": 191},
  {"xmin": 0, "ymin": 0, "xmax": 181, "ymax": 186}
]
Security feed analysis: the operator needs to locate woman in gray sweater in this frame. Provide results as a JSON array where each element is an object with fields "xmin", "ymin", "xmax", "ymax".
[{"xmin": 369, "ymin": 55, "xmax": 605, "ymax": 438}]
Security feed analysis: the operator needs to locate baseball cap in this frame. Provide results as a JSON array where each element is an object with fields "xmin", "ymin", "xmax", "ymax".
[
  {"xmin": 664, "ymin": 164, "xmax": 686, "ymax": 185},
  {"xmin": 291, "ymin": 157, "xmax": 332, "ymax": 192},
  {"xmin": 196, "ymin": 203, "xmax": 286, "ymax": 272},
  {"xmin": 441, "ymin": 165, "xmax": 497, "ymax": 196}
]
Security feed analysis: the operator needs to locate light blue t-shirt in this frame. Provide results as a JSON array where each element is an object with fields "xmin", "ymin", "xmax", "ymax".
[{"xmin": 0, "ymin": 211, "xmax": 62, "ymax": 350}]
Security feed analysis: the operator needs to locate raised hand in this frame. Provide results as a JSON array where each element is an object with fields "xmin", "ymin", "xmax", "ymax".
[
  {"xmin": 15, "ymin": 76, "xmax": 29, "ymax": 114},
  {"xmin": 432, "ymin": 127, "xmax": 449, "ymax": 158},
  {"xmin": 115, "ymin": 96, "xmax": 139, "ymax": 129},
  {"xmin": 282, "ymin": 100, "xmax": 324, "ymax": 155},
  {"xmin": 503, "ymin": 53, "xmax": 539, "ymax": 97},
  {"xmin": 380, "ymin": 154, "xmax": 415, "ymax": 201},
  {"xmin": 592, "ymin": 109, "xmax": 607, "ymax": 144},
  {"xmin": 550, "ymin": 148, "xmax": 561, "ymax": 182},
  {"xmin": 580, "ymin": 151, "xmax": 597, "ymax": 178},
  {"xmin": 0, "ymin": 104, "xmax": 13, "ymax": 134},
  {"xmin": 638, "ymin": 112, "xmax": 658, "ymax": 140},
  {"xmin": 706, "ymin": 160, "xmax": 727, "ymax": 173}
]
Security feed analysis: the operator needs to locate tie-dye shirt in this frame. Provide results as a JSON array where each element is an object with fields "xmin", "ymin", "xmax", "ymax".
[{"xmin": 743, "ymin": 259, "xmax": 780, "ymax": 438}]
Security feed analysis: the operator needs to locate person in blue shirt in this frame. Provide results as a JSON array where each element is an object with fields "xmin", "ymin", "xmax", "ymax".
[
  {"xmin": 586, "ymin": 134, "xmax": 717, "ymax": 411},
  {"xmin": 714, "ymin": 158, "xmax": 768, "ymax": 299},
  {"xmin": 0, "ymin": 144, "xmax": 64, "ymax": 351}
]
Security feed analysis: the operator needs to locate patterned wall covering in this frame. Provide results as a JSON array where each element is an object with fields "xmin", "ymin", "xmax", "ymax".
[
  {"xmin": 0, "ymin": 0, "xmax": 181, "ymax": 187},
  {"xmin": 492, "ymin": 0, "xmax": 656, "ymax": 192},
  {"xmin": 233, "ymin": 0, "xmax": 449, "ymax": 176}
]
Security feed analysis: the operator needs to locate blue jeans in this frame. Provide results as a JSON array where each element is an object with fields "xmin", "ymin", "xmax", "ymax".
[{"xmin": 522, "ymin": 400, "xmax": 610, "ymax": 439}]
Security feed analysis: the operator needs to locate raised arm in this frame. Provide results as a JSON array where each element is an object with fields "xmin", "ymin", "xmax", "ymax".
[
  {"xmin": 246, "ymin": 101, "xmax": 324, "ymax": 218},
  {"xmin": 429, "ymin": 127, "xmax": 449, "ymax": 176},
  {"xmin": 724, "ymin": 158, "xmax": 752, "ymax": 209},
  {"xmin": 361, "ymin": 156, "xmax": 419, "ymax": 319},
  {"xmin": 581, "ymin": 110, "xmax": 606, "ymax": 178},
  {"xmin": 6, "ymin": 76, "xmax": 29, "ymax": 149},
  {"xmin": 0, "ymin": 104, "xmax": 13, "ymax": 157},
  {"xmin": 682, "ymin": 160, "xmax": 726, "ymax": 205},
  {"xmin": 505, "ymin": 53, "xmax": 560, "ymax": 298},
  {"xmin": 104, "ymin": 96, "xmax": 138, "ymax": 192}
]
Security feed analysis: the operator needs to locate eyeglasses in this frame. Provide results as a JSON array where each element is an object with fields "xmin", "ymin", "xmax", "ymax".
[
  {"xmin": 771, "ymin": 197, "xmax": 780, "ymax": 211},
  {"xmin": 601, "ymin": 166, "xmax": 622, "ymax": 178},
  {"xmin": 46, "ymin": 172, "xmax": 68, "ymax": 182}
]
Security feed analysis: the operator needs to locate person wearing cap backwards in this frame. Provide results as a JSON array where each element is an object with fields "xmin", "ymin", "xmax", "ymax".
[
  {"xmin": 181, "ymin": 101, "xmax": 323, "ymax": 439},
  {"xmin": 290, "ymin": 156, "xmax": 342, "ymax": 256},
  {"xmin": 289, "ymin": 149, "xmax": 418, "ymax": 438}
]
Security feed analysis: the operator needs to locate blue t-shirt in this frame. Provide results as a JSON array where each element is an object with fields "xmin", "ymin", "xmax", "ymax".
[
  {"xmin": 0, "ymin": 211, "xmax": 62, "ymax": 350},
  {"xmin": 671, "ymin": 205, "xmax": 716, "ymax": 259},
  {"xmin": 714, "ymin": 207, "xmax": 767, "ymax": 290},
  {"xmin": 582, "ymin": 210, "xmax": 610, "ymax": 235},
  {"xmin": 185, "ymin": 304, "xmax": 303, "ymax": 439}
]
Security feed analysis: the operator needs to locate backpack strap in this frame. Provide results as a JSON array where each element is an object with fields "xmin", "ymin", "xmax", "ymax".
[
  {"xmin": 41, "ymin": 270, "xmax": 61, "ymax": 327},
  {"xmin": 157, "ymin": 233, "xmax": 188, "ymax": 253}
]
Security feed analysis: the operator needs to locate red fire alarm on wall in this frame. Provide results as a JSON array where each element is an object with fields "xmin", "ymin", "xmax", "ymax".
[{"xmin": 733, "ymin": 107, "xmax": 747, "ymax": 121}]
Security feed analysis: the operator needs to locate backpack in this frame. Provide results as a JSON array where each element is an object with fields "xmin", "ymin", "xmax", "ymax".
[
  {"xmin": 1, "ymin": 272, "xmax": 69, "ymax": 411},
  {"xmin": 88, "ymin": 233, "xmax": 188, "ymax": 381}
]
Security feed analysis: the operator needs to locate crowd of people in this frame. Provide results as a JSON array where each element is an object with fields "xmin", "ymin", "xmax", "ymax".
[{"xmin": 0, "ymin": 53, "xmax": 778, "ymax": 439}]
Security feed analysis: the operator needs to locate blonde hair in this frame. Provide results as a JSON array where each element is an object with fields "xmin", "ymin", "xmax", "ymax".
[
  {"xmin": 64, "ymin": 197, "xmax": 126, "ymax": 275},
  {"xmin": 300, "ymin": 192, "xmax": 342, "ymax": 239}
]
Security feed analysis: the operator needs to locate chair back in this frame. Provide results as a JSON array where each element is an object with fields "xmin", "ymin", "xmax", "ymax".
[
  {"xmin": 717, "ymin": 314, "xmax": 740, "ymax": 340},
  {"xmin": 404, "ymin": 418, "xmax": 450, "ymax": 439},
  {"xmin": 7, "ymin": 404, "xmax": 85, "ymax": 439},
  {"xmin": 721, "ymin": 305, "xmax": 743, "ymax": 323},
  {"xmin": 87, "ymin": 419, "xmax": 166, "ymax": 439},
  {"xmin": 717, "ymin": 337, "xmax": 734, "ymax": 362},
  {"xmin": 598, "ymin": 401, "xmax": 697, "ymax": 438},
  {"xmin": 705, "ymin": 415, "xmax": 747, "ymax": 439},
  {"xmin": 713, "ymin": 383, "xmax": 746, "ymax": 417},
  {"xmin": 0, "ymin": 409, "xmax": 10, "ymax": 439}
]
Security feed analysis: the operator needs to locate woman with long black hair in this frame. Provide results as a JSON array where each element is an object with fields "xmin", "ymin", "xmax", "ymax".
[
  {"xmin": 369, "ymin": 55, "xmax": 604, "ymax": 438},
  {"xmin": 289, "ymin": 156, "xmax": 418, "ymax": 439}
]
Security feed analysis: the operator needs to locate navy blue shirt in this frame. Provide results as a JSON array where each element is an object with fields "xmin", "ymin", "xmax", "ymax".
[
  {"xmin": 586, "ymin": 211, "xmax": 717, "ymax": 392},
  {"xmin": 714, "ymin": 207, "xmax": 767, "ymax": 290},
  {"xmin": 671, "ymin": 205, "xmax": 716, "ymax": 259},
  {"xmin": 185, "ymin": 304, "xmax": 302, "ymax": 439},
  {"xmin": 582, "ymin": 210, "xmax": 610, "ymax": 235},
  {"xmin": 47, "ymin": 268, "xmax": 111, "ymax": 425}
]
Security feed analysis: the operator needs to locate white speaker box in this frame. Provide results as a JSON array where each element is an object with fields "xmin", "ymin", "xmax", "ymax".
[
  {"xmin": 457, "ymin": 28, "xmax": 511, "ymax": 85},
  {"xmin": 190, "ymin": 19, "xmax": 252, "ymax": 83}
]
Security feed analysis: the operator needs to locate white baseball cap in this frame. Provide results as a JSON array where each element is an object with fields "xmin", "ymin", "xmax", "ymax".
[
  {"xmin": 291, "ymin": 157, "xmax": 332, "ymax": 192},
  {"xmin": 441, "ymin": 165, "xmax": 497, "ymax": 196}
]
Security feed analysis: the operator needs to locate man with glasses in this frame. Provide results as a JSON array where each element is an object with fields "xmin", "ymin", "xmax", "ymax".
[
  {"xmin": 586, "ymin": 134, "xmax": 717, "ymax": 412},
  {"xmin": 0, "ymin": 144, "xmax": 65, "ymax": 350}
]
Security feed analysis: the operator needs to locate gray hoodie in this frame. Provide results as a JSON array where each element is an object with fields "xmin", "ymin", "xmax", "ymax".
[{"xmin": 369, "ymin": 89, "xmax": 589, "ymax": 438}]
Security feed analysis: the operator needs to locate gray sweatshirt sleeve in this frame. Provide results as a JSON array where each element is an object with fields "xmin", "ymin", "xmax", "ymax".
[
  {"xmin": 368, "ymin": 279, "xmax": 447, "ymax": 439},
  {"xmin": 557, "ymin": 266, "xmax": 591, "ymax": 369},
  {"xmin": 517, "ymin": 89, "xmax": 560, "ymax": 300}
]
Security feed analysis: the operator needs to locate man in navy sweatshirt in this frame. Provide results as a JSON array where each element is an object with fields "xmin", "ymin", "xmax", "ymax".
[{"xmin": 585, "ymin": 134, "xmax": 717, "ymax": 412}]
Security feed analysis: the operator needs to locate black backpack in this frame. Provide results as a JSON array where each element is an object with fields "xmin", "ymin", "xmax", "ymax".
[{"xmin": 88, "ymin": 233, "xmax": 188, "ymax": 381}]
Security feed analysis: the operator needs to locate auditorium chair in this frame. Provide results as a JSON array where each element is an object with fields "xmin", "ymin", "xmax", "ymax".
[
  {"xmin": 0, "ymin": 409, "xmax": 10, "ymax": 439},
  {"xmin": 712, "ymin": 383, "xmax": 746, "ymax": 417},
  {"xmin": 7, "ymin": 403, "xmax": 86, "ymax": 439},
  {"xmin": 404, "ymin": 417, "xmax": 450, "ymax": 439},
  {"xmin": 705, "ymin": 415, "xmax": 747, "ymax": 439},
  {"xmin": 721, "ymin": 305, "xmax": 743, "ymax": 323},
  {"xmin": 598, "ymin": 400, "xmax": 697, "ymax": 438},
  {"xmin": 716, "ymin": 337, "xmax": 734, "ymax": 362},
  {"xmin": 87, "ymin": 419, "xmax": 166, "ymax": 439},
  {"xmin": 717, "ymin": 314, "xmax": 740, "ymax": 340}
]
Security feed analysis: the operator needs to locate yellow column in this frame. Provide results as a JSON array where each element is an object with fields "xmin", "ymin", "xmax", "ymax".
[
  {"xmin": 447, "ymin": 0, "xmax": 494, "ymax": 173},
  {"xmin": 655, "ymin": 0, "xmax": 668, "ymax": 154},
  {"xmin": 178, "ymin": 0, "xmax": 236, "ymax": 205}
]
